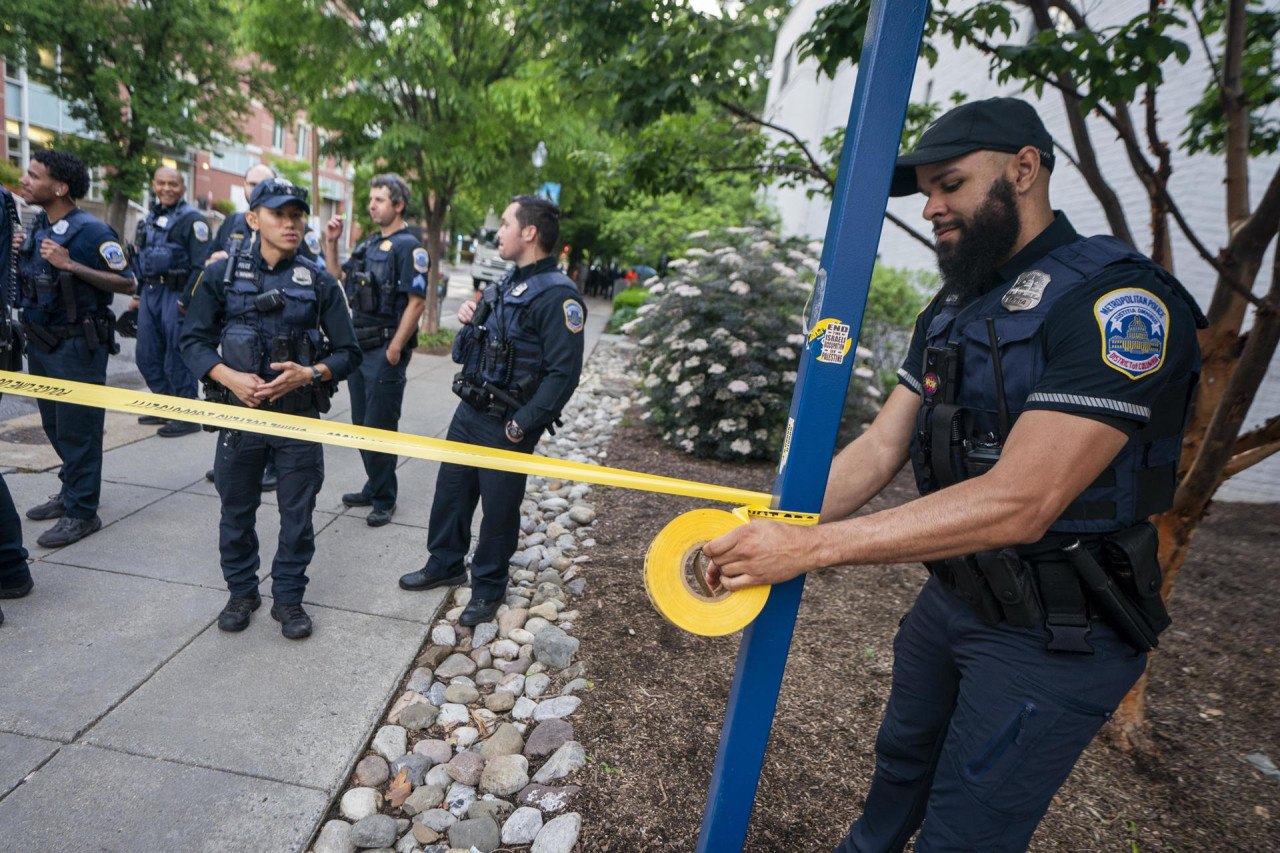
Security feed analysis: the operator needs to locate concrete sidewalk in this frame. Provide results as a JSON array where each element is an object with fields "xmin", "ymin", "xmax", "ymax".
[{"xmin": 0, "ymin": 292, "xmax": 611, "ymax": 852}]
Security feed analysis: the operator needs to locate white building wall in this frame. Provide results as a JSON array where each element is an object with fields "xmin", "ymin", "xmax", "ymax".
[{"xmin": 762, "ymin": 0, "xmax": 1279, "ymax": 502}]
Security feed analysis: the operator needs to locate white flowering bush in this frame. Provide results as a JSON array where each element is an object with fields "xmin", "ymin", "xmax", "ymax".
[{"xmin": 621, "ymin": 227, "xmax": 881, "ymax": 461}]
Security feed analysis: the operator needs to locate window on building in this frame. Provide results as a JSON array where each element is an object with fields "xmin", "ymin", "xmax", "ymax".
[
  {"xmin": 296, "ymin": 123, "xmax": 307, "ymax": 158},
  {"xmin": 272, "ymin": 121, "xmax": 284, "ymax": 151}
]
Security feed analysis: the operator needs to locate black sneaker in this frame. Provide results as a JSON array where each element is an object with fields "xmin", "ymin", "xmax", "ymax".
[
  {"xmin": 206, "ymin": 468, "xmax": 216, "ymax": 483},
  {"xmin": 398, "ymin": 565, "xmax": 467, "ymax": 591},
  {"xmin": 261, "ymin": 465, "xmax": 278, "ymax": 492},
  {"xmin": 459, "ymin": 596, "xmax": 502, "ymax": 627},
  {"xmin": 271, "ymin": 602, "xmax": 312, "ymax": 639},
  {"xmin": 0, "ymin": 573, "xmax": 34, "ymax": 598},
  {"xmin": 36, "ymin": 515, "xmax": 102, "ymax": 548},
  {"xmin": 342, "ymin": 492, "xmax": 372, "ymax": 508},
  {"xmin": 0, "ymin": 604, "xmax": 4, "ymax": 626},
  {"xmin": 367, "ymin": 505, "xmax": 396, "ymax": 527},
  {"xmin": 26, "ymin": 493, "xmax": 65, "ymax": 521},
  {"xmin": 138, "ymin": 414, "xmax": 168, "ymax": 425},
  {"xmin": 157, "ymin": 420, "xmax": 201, "ymax": 438},
  {"xmin": 217, "ymin": 592, "xmax": 262, "ymax": 632}
]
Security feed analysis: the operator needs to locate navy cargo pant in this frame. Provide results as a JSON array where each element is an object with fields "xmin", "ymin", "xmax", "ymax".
[
  {"xmin": 213, "ymin": 425, "xmax": 323, "ymax": 605},
  {"xmin": 836, "ymin": 575, "xmax": 1147, "ymax": 853},
  {"xmin": 137, "ymin": 281, "xmax": 197, "ymax": 399},
  {"xmin": 347, "ymin": 341, "xmax": 409, "ymax": 512},
  {"xmin": 26, "ymin": 335, "xmax": 108, "ymax": 518},
  {"xmin": 424, "ymin": 401, "xmax": 542, "ymax": 601}
]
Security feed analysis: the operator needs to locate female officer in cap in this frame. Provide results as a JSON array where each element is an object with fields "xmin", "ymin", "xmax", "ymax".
[{"xmin": 180, "ymin": 179, "xmax": 360, "ymax": 640}]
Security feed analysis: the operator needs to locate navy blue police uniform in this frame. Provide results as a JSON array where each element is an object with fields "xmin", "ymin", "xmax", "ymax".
[
  {"xmin": 0, "ymin": 187, "xmax": 32, "ymax": 619},
  {"xmin": 135, "ymin": 199, "xmax": 210, "ymax": 399},
  {"xmin": 341, "ymin": 227, "xmax": 429, "ymax": 515},
  {"xmin": 405, "ymin": 257, "xmax": 585, "ymax": 608},
  {"xmin": 180, "ymin": 205, "xmax": 360, "ymax": 611},
  {"xmin": 16, "ymin": 206, "xmax": 131, "ymax": 525},
  {"xmin": 836, "ymin": 212, "xmax": 1205, "ymax": 852}
]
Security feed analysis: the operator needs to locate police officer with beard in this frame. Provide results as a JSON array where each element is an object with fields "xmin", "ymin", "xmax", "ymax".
[
  {"xmin": 398, "ymin": 195, "xmax": 585, "ymax": 627},
  {"xmin": 181, "ymin": 179, "xmax": 360, "ymax": 640},
  {"xmin": 16, "ymin": 150, "xmax": 135, "ymax": 549},
  {"xmin": 702, "ymin": 98, "xmax": 1206, "ymax": 852},
  {"xmin": 132, "ymin": 165, "xmax": 209, "ymax": 437},
  {"xmin": 324, "ymin": 173, "xmax": 427, "ymax": 527}
]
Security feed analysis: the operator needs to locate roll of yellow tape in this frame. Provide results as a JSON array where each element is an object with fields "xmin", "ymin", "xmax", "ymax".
[{"xmin": 644, "ymin": 509, "xmax": 771, "ymax": 637}]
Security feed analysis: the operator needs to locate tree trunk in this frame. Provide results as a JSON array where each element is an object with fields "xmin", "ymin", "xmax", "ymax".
[
  {"xmin": 421, "ymin": 197, "xmax": 449, "ymax": 337},
  {"xmin": 106, "ymin": 192, "xmax": 131, "ymax": 240},
  {"xmin": 1109, "ymin": 231, "xmax": 1280, "ymax": 753}
]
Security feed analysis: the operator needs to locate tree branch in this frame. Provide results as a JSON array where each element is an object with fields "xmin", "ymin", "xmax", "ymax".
[
  {"xmin": 885, "ymin": 210, "xmax": 936, "ymax": 253},
  {"xmin": 1232, "ymin": 414, "xmax": 1280, "ymax": 456},
  {"xmin": 716, "ymin": 98, "xmax": 835, "ymax": 190},
  {"xmin": 1187, "ymin": 1, "xmax": 1223, "ymax": 87}
]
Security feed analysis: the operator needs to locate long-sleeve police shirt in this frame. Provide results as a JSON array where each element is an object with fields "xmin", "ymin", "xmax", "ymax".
[
  {"xmin": 179, "ymin": 248, "xmax": 361, "ymax": 386},
  {"xmin": 508, "ymin": 257, "xmax": 587, "ymax": 433}
]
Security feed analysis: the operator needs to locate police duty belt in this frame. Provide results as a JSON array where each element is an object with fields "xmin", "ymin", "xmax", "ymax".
[{"xmin": 0, "ymin": 371, "xmax": 817, "ymax": 636}]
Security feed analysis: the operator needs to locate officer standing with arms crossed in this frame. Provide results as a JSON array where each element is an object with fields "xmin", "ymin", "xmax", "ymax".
[
  {"xmin": 16, "ymin": 150, "xmax": 135, "ymax": 549},
  {"xmin": 193, "ymin": 162, "xmax": 319, "ymax": 490},
  {"xmin": 0, "ymin": 183, "xmax": 31, "ymax": 623},
  {"xmin": 131, "ymin": 165, "xmax": 209, "ymax": 437},
  {"xmin": 398, "ymin": 195, "xmax": 585, "ymax": 627},
  {"xmin": 703, "ymin": 98, "xmax": 1205, "ymax": 852},
  {"xmin": 181, "ymin": 179, "xmax": 360, "ymax": 640},
  {"xmin": 324, "ymin": 173, "xmax": 427, "ymax": 527}
]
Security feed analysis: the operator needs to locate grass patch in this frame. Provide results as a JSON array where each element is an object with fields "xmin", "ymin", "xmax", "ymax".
[{"xmin": 417, "ymin": 327, "xmax": 457, "ymax": 348}]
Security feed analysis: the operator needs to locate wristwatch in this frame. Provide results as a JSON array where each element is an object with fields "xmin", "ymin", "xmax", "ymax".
[
  {"xmin": 310, "ymin": 366, "xmax": 324, "ymax": 384},
  {"xmin": 505, "ymin": 420, "xmax": 524, "ymax": 442}
]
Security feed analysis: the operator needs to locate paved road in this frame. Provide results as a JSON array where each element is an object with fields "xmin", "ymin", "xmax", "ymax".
[{"xmin": 0, "ymin": 284, "xmax": 611, "ymax": 852}]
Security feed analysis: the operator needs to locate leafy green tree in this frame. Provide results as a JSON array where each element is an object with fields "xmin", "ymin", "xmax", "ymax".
[
  {"xmin": 0, "ymin": 0, "xmax": 253, "ymax": 233},
  {"xmin": 243, "ymin": 0, "xmax": 563, "ymax": 333}
]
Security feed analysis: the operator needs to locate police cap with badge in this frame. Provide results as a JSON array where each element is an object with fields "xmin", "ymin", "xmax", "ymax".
[
  {"xmin": 888, "ymin": 97, "xmax": 1056, "ymax": 197},
  {"xmin": 249, "ymin": 179, "xmax": 310, "ymax": 213}
]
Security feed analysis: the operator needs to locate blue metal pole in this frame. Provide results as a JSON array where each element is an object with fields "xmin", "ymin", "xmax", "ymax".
[{"xmin": 696, "ymin": 1, "xmax": 930, "ymax": 849}]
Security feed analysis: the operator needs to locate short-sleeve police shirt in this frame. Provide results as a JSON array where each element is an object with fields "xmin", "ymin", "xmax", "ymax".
[
  {"xmin": 343, "ymin": 228, "xmax": 429, "ymax": 300},
  {"xmin": 900, "ymin": 214, "xmax": 1198, "ymax": 436}
]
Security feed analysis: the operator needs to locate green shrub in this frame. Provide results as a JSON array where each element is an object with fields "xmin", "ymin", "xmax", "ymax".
[
  {"xmin": 623, "ymin": 227, "xmax": 880, "ymax": 461},
  {"xmin": 863, "ymin": 263, "xmax": 934, "ymax": 396},
  {"xmin": 417, "ymin": 327, "xmax": 457, "ymax": 348},
  {"xmin": 613, "ymin": 286, "xmax": 650, "ymax": 309}
]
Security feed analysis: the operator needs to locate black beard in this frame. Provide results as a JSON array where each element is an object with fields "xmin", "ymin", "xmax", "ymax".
[{"xmin": 935, "ymin": 177, "xmax": 1021, "ymax": 304}]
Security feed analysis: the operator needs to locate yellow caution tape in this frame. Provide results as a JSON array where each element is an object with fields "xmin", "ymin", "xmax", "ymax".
[
  {"xmin": 645, "ymin": 506, "xmax": 820, "ymax": 636},
  {"xmin": 0, "ymin": 371, "xmax": 770, "ymax": 506},
  {"xmin": 0, "ymin": 371, "xmax": 823, "ymax": 634}
]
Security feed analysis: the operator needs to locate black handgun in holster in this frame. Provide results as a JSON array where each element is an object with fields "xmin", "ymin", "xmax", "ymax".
[{"xmin": 1063, "ymin": 539, "xmax": 1160, "ymax": 652}]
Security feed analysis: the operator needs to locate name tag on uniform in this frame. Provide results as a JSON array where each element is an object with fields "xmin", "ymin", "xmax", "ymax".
[
  {"xmin": 52, "ymin": 219, "xmax": 69, "ymax": 236},
  {"xmin": 511, "ymin": 282, "xmax": 528, "ymax": 297}
]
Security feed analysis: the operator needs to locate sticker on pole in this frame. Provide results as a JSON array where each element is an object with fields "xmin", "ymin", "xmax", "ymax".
[{"xmin": 807, "ymin": 318, "xmax": 852, "ymax": 365}]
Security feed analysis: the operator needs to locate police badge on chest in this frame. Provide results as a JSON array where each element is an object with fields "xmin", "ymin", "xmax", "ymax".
[{"xmin": 1002, "ymin": 270, "xmax": 1051, "ymax": 311}]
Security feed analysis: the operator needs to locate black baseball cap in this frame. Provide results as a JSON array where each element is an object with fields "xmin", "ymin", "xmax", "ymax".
[
  {"xmin": 889, "ymin": 97, "xmax": 1055, "ymax": 197},
  {"xmin": 248, "ymin": 178, "xmax": 310, "ymax": 213}
]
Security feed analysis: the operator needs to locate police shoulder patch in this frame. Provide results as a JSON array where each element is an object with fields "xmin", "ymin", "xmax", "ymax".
[
  {"xmin": 413, "ymin": 247, "xmax": 430, "ymax": 274},
  {"xmin": 193, "ymin": 220, "xmax": 210, "ymax": 242},
  {"xmin": 1095, "ymin": 287, "xmax": 1169, "ymax": 379},
  {"xmin": 99, "ymin": 241, "xmax": 127, "ymax": 271},
  {"xmin": 563, "ymin": 299, "xmax": 584, "ymax": 334},
  {"xmin": 304, "ymin": 231, "xmax": 321, "ymax": 255}
]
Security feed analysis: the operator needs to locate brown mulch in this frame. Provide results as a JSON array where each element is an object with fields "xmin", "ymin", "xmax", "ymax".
[{"xmin": 571, "ymin": 424, "xmax": 1280, "ymax": 852}]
